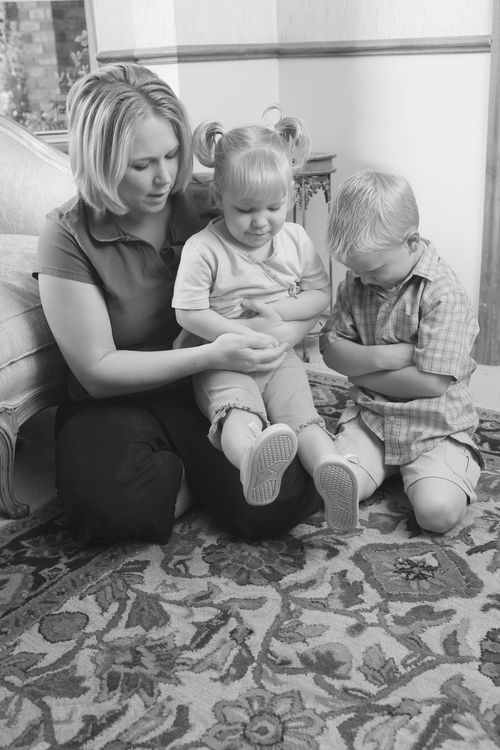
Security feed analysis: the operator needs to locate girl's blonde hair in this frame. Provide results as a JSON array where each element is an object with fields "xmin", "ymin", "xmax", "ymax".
[
  {"xmin": 193, "ymin": 110, "xmax": 310, "ymax": 208},
  {"xmin": 328, "ymin": 170, "xmax": 420, "ymax": 263},
  {"xmin": 66, "ymin": 62, "xmax": 193, "ymax": 214}
]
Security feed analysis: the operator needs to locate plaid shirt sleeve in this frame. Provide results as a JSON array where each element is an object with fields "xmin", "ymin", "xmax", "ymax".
[
  {"xmin": 415, "ymin": 281, "xmax": 479, "ymax": 380},
  {"xmin": 319, "ymin": 273, "xmax": 361, "ymax": 353}
]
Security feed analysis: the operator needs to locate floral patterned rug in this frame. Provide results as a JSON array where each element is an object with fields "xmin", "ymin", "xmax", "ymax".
[{"xmin": 1, "ymin": 371, "xmax": 500, "ymax": 750}]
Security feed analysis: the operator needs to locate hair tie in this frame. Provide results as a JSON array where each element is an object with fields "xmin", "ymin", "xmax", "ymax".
[{"xmin": 261, "ymin": 104, "xmax": 282, "ymax": 130}]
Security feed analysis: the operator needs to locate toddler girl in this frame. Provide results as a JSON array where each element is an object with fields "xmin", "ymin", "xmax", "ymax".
[{"xmin": 172, "ymin": 114, "xmax": 354, "ymax": 530}]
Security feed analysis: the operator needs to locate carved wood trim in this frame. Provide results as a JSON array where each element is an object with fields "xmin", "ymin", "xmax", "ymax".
[
  {"xmin": 97, "ymin": 36, "xmax": 491, "ymax": 66},
  {"xmin": 0, "ymin": 383, "xmax": 67, "ymax": 519}
]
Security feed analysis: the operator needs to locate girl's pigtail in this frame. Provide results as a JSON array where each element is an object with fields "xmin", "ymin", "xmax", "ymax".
[
  {"xmin": 275, "ymin": 115, "xmax": 311, "ymax": 170},
  {"xmin": 192, "ymin": 121, "xmax": 224, "ymax": 168}
]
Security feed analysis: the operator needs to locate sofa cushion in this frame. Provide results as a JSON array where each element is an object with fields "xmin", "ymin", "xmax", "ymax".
[{"xmin": 0, "ymin": 234, "xmax": 67, "ymax": 407}]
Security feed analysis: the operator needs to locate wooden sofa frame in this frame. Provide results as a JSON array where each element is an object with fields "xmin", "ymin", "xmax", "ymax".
[{"xmin": 0, "ymin": 115, "xmax": 75, "ymax": 518}]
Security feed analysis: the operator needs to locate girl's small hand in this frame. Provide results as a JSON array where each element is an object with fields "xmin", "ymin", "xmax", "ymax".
[
  {"xmin": 210, "ymin": 332, "xmax": 289, "ymax": 373},
  {"xmin": 240, "ymin": 298, "xmax": 283, "ymax": 333}
]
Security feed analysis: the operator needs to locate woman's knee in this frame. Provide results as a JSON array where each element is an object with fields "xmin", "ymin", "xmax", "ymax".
[
  {"xmin": 407, "ymin": 478, "xmax": 468, "ymax": 533},
  {"xmin": 200, "ymin": 457, "xmax": 322, "ymax": 539},
  {"xmin": 55, "ymin": 403, "xmax": 183, "ymax": 542}
]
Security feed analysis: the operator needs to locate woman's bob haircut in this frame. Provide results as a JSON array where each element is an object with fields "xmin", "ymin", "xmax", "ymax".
[{"xmin": 66, "ymin": 62, "xmax": 193, "ymax": 214}]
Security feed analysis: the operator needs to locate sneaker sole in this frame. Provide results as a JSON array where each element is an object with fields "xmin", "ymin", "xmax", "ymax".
[
  {"xmin": 244, "ymin": 427, "xmax": 298, "ymax": 506},
  {"xmin": 314, "ymin": 459, "xmax": 359, "ymax": 532}
]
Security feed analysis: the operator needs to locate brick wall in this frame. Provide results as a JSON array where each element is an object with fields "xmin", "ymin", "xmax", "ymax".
[{"xmin": 3, "ymin": 0, "xmax": 86, "ymax": 122}]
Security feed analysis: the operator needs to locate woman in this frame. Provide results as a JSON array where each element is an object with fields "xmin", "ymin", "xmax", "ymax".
[{"xmin": 36, "ymin": 62, "xmax": 322, "ymax": 544}]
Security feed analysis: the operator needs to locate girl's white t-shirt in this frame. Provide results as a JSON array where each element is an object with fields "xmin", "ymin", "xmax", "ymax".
[{"xmin": 172, "ymin": 217, "xmax": 329, "ymax": 319}]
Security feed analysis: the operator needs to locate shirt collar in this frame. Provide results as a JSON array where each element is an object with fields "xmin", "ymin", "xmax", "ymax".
[
  {"xmin": 86, "ymin": 189, "xmax": 205, "ymax": 246},
  {"xmin": 409, "ymin": 240, "xmax": 439, "ymax": 281}
]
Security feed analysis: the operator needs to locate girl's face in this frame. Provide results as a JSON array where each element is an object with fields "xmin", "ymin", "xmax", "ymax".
[
  {"xmin": 221, "ymin": 186, "xmax": 289, "ymax": 253},
  {"xmin": 118, "ymin": 116, "xmax": 179, "ymax": 218}
]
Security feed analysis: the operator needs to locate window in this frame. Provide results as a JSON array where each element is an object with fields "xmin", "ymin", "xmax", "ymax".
[{"xmin": 0, "ymin": 0, "xmax": 90, "ymax": 140}]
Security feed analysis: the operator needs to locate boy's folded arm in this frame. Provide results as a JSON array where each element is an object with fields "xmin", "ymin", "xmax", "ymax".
[
  {"xmin": 351, "ymin": 366, "xmax": 453, "ymax": 399},
  {"xmin": 322, "ymin": 337, "xmax": 415, "ymax": 377}
]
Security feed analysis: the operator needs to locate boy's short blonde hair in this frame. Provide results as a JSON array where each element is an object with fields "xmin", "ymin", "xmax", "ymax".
[
  {"xmin": 66, "ymin": 62, "xmax": 193, "ymax": 214},
  {"xmin": 328, "ymin": 170, "xmax": 420, "ymax": 263}
]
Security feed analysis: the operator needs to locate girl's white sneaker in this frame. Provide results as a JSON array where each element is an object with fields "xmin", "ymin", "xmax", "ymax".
[
  {"xmin": 240, "ymin": 424, "xmax": 298, "ymax": 506},
  {"xmin": 313, "ymin": 455, "xmax": 359, "ymax": 532}
]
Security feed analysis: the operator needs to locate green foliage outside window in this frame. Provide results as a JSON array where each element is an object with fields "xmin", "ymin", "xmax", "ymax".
[{"xmin": 0, "ymin": 2, "xmax": 88, "ymax": 132}]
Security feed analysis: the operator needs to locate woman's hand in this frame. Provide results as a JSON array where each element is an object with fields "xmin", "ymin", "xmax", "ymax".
[{"xmin": 209, "ymin": 331, "xmax": 289, "ymax": 373}]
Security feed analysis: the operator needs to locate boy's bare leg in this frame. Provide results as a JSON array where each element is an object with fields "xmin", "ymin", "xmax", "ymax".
[{"xmin": 406, "ymin": 478, "xmax": 468, "ymax": 533}]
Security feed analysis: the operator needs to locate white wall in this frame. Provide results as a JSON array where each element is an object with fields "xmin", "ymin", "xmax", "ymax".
[
  {"xmin": 278, "ymin": 52, "xmax": 491, "ymax": 306},
  {"xmin": 174, "ymin": 0, "xmax": 278, "ymax": 44},
  {"xmin": 151, "ymin": 59, "xmax": 280, "ymax": 175},
  {"xmin": 89, "ymin": 0, "xmax": 493, "ymax": 310},
  {"xmin": 91, "ymin": 0, "xmax": 177, "ymax": 50},
  {"xmin": 90, "ymin": 0, "xmax": 278, "ymax": 49},
  {"xmin": 276, "ymin": 0, "xmax": 492, "ymax": 41}
]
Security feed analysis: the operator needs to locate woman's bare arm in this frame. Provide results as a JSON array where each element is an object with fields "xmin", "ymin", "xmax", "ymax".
[{"xmin": 39, "ymin": 275, "xmax": 289, "ymax": 399}]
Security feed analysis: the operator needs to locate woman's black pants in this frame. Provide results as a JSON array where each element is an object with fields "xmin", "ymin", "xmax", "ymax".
[{"xmin": 54, "ymin": 383, "xmax": 322, "ymax": 544}]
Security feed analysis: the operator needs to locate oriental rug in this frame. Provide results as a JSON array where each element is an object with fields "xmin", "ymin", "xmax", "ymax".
[{"xmin": 1, "ymin": 371, "xmax": 499, "ymax": 749}]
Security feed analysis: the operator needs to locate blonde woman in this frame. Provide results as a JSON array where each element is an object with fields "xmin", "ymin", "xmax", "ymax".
[{"xmin": 36, "ymin": 63, "xmax": 323, "ymax": 544}]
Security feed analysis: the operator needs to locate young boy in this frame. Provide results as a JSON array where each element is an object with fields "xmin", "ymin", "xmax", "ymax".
[{"xmin": 319, "ymin": 170, "xmax": 483, "ymax": 534}]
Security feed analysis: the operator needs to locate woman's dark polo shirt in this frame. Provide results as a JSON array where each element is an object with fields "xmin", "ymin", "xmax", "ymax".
[{"xmin": 35, "ymin": 189, "xmax": 205, "ymax": 400}]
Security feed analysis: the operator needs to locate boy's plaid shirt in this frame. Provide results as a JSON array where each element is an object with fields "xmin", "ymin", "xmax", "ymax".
[{"xmin": 320, "ymin": 242, "xmax": 480, "ymax": 465}]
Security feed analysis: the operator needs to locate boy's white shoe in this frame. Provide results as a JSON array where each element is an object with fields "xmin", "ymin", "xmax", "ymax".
[
  {"xmin": 313, "ymin": 455, "xmax": 359, "ymax": 532},
  {"xmin": 240, "ymin": 424, "xmax": 298, "ymax": 506}
]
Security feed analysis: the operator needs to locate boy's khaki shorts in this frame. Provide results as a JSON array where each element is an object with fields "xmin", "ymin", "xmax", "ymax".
[{"xmin": 332, "ymin": 415, "xmax": 482, "ymax": 502}]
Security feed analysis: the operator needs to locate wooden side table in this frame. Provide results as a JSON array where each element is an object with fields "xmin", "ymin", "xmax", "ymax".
[
  {"xmin": 292, "ymin": 152, "xmax": 337, "ymax": 360},
  {"xmin": 293, "ymin": 151, "xmax": 337, "ymax": 229}
]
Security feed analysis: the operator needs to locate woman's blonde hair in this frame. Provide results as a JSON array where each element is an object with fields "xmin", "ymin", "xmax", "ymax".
[
  {"xmin": 66, "ymin": 62, "xmax": 193, "ymax": 214},
  {"xmin": 328, "ymin": 170, "xmax": 420, "ymax": 263},
  {"xmin": 193, "ymin": 110, "xmax": 310, "ymax": 208}
]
